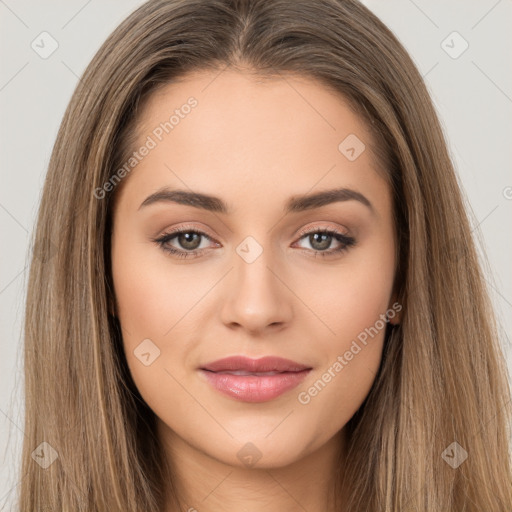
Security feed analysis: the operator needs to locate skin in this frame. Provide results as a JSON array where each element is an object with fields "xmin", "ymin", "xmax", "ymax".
[{"xmin": 110, "ymin": 68, "xmax": 400, "ymax": 512}]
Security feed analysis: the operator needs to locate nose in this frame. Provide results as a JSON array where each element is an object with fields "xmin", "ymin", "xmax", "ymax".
[{"xmin": 219, "ymin": 242, "xmax": 294, "ymax": 335}]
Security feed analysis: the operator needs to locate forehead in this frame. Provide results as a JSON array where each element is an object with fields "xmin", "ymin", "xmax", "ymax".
[
  {"xmin": 137, "ymin": 69, "xmax": 371, "ymax": 151},
  {"xmin": 115, "ymin": 69, "xmax": 390, "ymax": 216}
]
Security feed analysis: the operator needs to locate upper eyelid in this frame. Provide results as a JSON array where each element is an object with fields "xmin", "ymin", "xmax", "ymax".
[
  {"xmin": 159, "ymin": 224, "xmax": 348, "ymax": 240},
  {"xmin": 157, "ymin": 225, "xmax": 217, "ymax": 243}
]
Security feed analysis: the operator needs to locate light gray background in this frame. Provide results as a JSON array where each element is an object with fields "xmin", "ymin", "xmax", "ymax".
[{"xmin": 1, "ymin": 0, "xmax": 511, "ymax": 508}]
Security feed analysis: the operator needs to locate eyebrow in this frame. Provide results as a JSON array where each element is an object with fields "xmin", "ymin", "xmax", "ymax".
[{"xmin": 138, "ymin": 186, "xmax": 374, "ymax": 215}]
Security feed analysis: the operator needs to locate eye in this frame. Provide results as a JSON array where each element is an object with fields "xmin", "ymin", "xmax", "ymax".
[
  {"xmin": 293, "ymin": 227, "xmax": 356, "ymax": 258},
  {"xmin": 152, "ymin": 225, "xmax": 218, "ymax": 259},
  {"xmin": 152, "ymin": 225, "xmax": 356, "ymax": 259}
]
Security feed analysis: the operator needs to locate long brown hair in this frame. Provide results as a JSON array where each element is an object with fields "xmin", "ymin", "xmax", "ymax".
[{"xmin": 19, "ymin": 0, "xmax": 512, "ymax": 510}]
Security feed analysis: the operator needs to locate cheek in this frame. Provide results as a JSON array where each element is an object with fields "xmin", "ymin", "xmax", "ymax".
[
  {"xmin": 296, "ymin": 338, "xmax": 384, "ymax": 437},
  {"xmin": 296, "ymin": 238, "xmax": 395, "ymax": 419},
  {"xmin": 111, "ymin": 237, "xmax": 201, "ymax": 338},
  {"xmin": 310, "ymin": 240, "xmax": 395, "ymax": 348},
  {"xmin": 296, "ymin": 286, "xmax": 390, "ymax": 430},
  {"xmin": 110, "ymin": 235, "xmax": 189, "ymax": 401}
]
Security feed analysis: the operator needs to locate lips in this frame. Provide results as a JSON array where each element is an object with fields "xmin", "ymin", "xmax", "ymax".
[
  {"xmin": 200, "ymin": 355, "xmax": 311, "ymax": 374},
  {"xmin": 199, "ymin": 356, "xmax": 312, "ymax": 402}
]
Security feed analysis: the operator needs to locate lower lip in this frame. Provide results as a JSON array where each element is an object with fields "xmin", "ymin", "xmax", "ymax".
[{"xmin": 200, "ymin": 369, "xmax": 311, "ymax": 402}]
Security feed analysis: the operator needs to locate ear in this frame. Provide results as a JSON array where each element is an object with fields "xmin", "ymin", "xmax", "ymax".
[{"xmin": 387, "ymin": 291, "xmax": 402, "ymax": 325}]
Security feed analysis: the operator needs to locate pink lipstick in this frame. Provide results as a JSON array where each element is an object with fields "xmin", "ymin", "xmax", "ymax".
[{"xmin": 199, "ymin": 355, "xmax": 312, "ymax": 402}]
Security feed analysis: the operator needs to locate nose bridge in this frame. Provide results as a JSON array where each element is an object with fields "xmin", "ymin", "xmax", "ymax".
[{"xmin": 219, "ymin": 233, "xmax": 293, "ymax": 332}]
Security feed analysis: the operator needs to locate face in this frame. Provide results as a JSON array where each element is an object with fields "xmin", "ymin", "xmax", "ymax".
[{"xmin": 110, "ymin": 69, "xmax": 398, "ymax": 469}]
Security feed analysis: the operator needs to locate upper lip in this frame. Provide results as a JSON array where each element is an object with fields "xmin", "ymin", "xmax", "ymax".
[{"xmin": 200, "ymin": 356, "xmax": 311, "ymax": 373}]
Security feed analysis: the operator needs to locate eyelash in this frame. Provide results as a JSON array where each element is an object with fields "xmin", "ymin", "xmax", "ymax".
[{"xmin": 152, "ymin": 225, "xmax": 356, "ymax": 260}]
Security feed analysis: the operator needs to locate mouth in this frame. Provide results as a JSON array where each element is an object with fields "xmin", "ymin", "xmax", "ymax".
[
  {"xmin": 204, "ymin": 370, "xmax": 292, "ymax": 376},
  {"xmin": 199, "ymin": 356, "xmax": 312, "ymax": 402},
  {"xmin": 200, "ymin": 355, "xmax": 311, "ymax": 373}
]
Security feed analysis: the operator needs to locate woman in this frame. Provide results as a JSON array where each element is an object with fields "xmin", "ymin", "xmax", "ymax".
[{"xmin": 19, "ymin": 0, "xmax": 512, "ymax": 510}]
